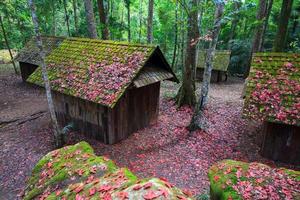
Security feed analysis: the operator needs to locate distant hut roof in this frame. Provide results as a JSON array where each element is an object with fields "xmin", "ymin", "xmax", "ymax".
[
  {"xmin": 197, "ymin": 50, "xmax": 231, "ymax": 71},
  {"xmin": 27, "ymin": 37, "xmax": 177, "ymax": 108},
  {"xmin": 243, "ymin": 52, "xmax": 300, "ymax": 126},
  {"xmin": 15, "ymin": 36, "xmax": 65, "ymax": 65}
]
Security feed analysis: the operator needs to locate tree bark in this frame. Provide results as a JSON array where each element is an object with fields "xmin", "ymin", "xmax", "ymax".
[
  {"xmin": 171, "ymin": 0, "xmax": 179, "ymax": 70},
  {"xmin": 28, "ymin": 0, "xmax": 64, "ymax": 147},
  {"xmin": 176, "ymin": 0, "xmax": 199, "ymax": 107},
  {"xmin": 260, "ymin": 0, "xmax": 273, "ymax": 50},
  {"xmin": 63, "ymin": 0, "xmax": 71, "ymax": 36},
  {"xmin": 227, "ymin": 0, "xmax": 241, "ymax": 49},
  {"xmin": 147, "ymin": 0, "xmax": 154, "ymax": 43},
  {"xmin": 244, "ymin": 0, "xmax": 270, "ymax": 79},
  {"xmin": 189, "ymin": 1, "xmax": 225, "ymax": 131},
  {"xmin": 138, "ymin": 0, "xmax": 143, "ymax": 42},
  {"xmin": 252, "ymin": 0, "xmax": 268, "ymax": 53},
  {"xmin": 51, "ymin": 0, "xmax": 56, "ymax": 35},
  {"xmin": 72, "ymin": 0, "xmax": 78, "ymax": 34},
  {"xmin": 127, "ymin": 1, "xmax": 131, "ymax": 42},
  {"xmin": 83, "ymin": 0, "xmax": 98, "ymax": 38},
  {"xmin": 97, "ymin": 0, "xmax": 110, "ymax": 40},
  {"xmin": 273, "ymin": 0, "xmax": 294, "ymax": 52},
  {"xmin": 0, "ymin": 15, "xmax": 18, "ymax": 74}
]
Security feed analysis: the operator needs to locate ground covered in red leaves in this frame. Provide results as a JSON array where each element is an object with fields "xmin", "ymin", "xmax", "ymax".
[{"xmin": 0, "ymin": 68, "xmax": 298, "ymax": 199}]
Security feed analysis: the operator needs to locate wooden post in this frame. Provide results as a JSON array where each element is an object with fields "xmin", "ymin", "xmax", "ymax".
[
  {"xmin": 0, "ymin": 15, "xmax": 18, "ymax": 74},
  {"xmin": 260, "ymin": 121, "xmax": 300, "ymax": 165}
]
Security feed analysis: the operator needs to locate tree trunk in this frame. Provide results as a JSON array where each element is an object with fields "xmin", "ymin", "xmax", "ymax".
[
  {"xmin": 72, "ymin": 0, "xmax": 78, "ymax": 34},
  {"xmin": 63, "ymin": 0, "xmax": 71, "ymax": 36},
  {"xmin": 273, "ymin": 0, "xmax": 294, "ymax": 52},
  {"xmin": 227, "ymin": 0, "xmax": 241, "ymax": 49},
  {"xmin": 0, "ymin": 15, "xmax": 18, "ymax": 74},
  {"xmin": 176, "ymin": 0, "xmax": 199, "ymax": 107},
  {"xmin": 244, "ymin": 0, "xmax": 269, "ymax": 79},
  {"xmin": 171, "ymin": 0, "xmax": 179, "ymax": 70},
  {"xmin": 28, "ymin": 0, "xmax": 64, "ymax": 147},
  {"xmin": 83, "ymin": 0, "xmax": 98, "ymax": 38},
  {"xmin": 127, "ymin": 1, "xmax": 131, "ymax": 42},
  {"xmin": 260, "ymin": 0, "xmax": 273, "ymax": 50},
  {"xmin": 189, "ymin": 1, "xmax": 225, "ymax": 131},
  {"xmin": 97, "ymin": 0, "xmax": 110, "ymax": 40},
  {"xmin": 138, "ymin": 0, "xmax": 142, "ymax": 42},
  {"xmin": 51, "ymin": 0, "xmax": 56, "ymax": 35},
  {"xmin": 147, "ymin": 0, "xmax": 154, "ymax": 43},
  {"xmin": 252, "ymin": 0, "xmax": 268, "ymax": 53}
]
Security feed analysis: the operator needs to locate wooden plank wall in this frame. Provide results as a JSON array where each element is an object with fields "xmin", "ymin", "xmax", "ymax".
[
  {"xmin": 19, "ymin": 62, "xmax": 38, "ymax": 81},
  {"xmin": 107, "ymin": 82, "xmax": 160, "ymax": 144},
  {"xmin": 52, "ymin": 92, "xmax": 109, "ymax": 143},
  {"xmin": 261, "ymin": 121, "xmax": 300, "ymax": 165}
]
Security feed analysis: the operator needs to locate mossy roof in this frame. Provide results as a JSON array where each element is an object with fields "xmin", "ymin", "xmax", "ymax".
[
  {"xmin": 14, "ymin": 36, "xmax": 65, "ymax": 65},
  {"xmin": 208, "ymin": 159, "xmax": 300, "ymax": 200},
  {"xmin": 197, "ymin": 50, "xmax": 231, "ymax": 71},
  {"xmin": 27, "ymin": 37, "xmax": 176, "ymax": 108},
  {"xmin": 243, "ymin": 52, "xmax": 300, "ymax": 126}
]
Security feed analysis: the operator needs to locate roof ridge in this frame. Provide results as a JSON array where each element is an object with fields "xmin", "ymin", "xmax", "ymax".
[{"xmin": 67, "ymin": 37, "xmax": 157, "ymax": 48}]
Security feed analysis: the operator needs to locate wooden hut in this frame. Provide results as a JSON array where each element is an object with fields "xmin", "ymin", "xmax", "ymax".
[
  {"xmin": 15, "ymin": 36, "xmax": 64, "ymax": 81},
  {"xmin": 196, "ymin": 50, "xmax": 231, "ymax": 82},
  {"xmin": 244, "ymin": 53, "xmax": 300, "ymax": 164},
  {"xmin": 23, "ymin": 37, "xmax": 178, "ymax": 144}
]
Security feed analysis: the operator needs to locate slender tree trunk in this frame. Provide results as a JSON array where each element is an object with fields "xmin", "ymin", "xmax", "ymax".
[
  {"xmin": 171, "ymin": 0, "xmax": 179, "ymax": 70},
  {"xmin": 147, "ymin": 0, "xmax": 154, "ymax": 43},
  {"xmin": 51, "ymin": 0, "xmax": 56, "ymax": 35},
  {"xmin": 189, "ymin": 1, "xmax": 225, "ymax": 131},
  {"xmin": 0, "ymin": 16, "xmax": 18, "ymax": 74},
  {"xmin": 273, "ymin": 0, "xmax": 294, "ymax": 52},
  {"xmin": 28, "ymin": 0, "xmax": 64, "ymax": 147},
  {"xmin": 72, "ymin": 0, "xmax": 78, "ymax": 34},
  {"xmin": 260, "ymin": 0, "xmax": 273, "ymax": 50},
  {"xmin": 180, "ymin": 6, "xmax": 185, "ymax": 76},
  {"xmin": 63, "ymin": 0, "xmax": 71, "ymax": 36},
  {"xmin": 127, "ymin": 2, "xmax": 131, "ymax": 42},
  {"xmin": 97, "ymin": 0, "xmax": 110, "ymax": 40},
  {"xmin": 244, "ymin": 0, "xmax": 269, "ymax": 78},
  {"xmin": 252, "ymin": 0, "xmax": 268, "ymax": 53},
  {"xmin": 139, "ymin": 0, "xmax": 142, "ymax": 42},
  {"xmin": 227, "ymin": 0, "xmax": 241, "ymax": 49},
  {"xmin": 83, "ymin": 0, "xmax": 98, "ymax": 38},
  {"xmin": 176, "ymin": 0, "xmax": 199, "ymax": 107}
]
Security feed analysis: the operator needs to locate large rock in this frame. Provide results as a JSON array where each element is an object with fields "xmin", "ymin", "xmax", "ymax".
[
  {"xmin": 208, "ymin": 160, "xmax": 300, "ymax": 200},
  {"xmin": 24, "ymin": 142, "xmax": 193, "ymax": 200}
]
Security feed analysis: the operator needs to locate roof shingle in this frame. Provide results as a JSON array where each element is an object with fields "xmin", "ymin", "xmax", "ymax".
[
  {"xmin": 27, "ymin": 37, "xmax": 163, "ymax": 108},
  {"xmin": 243, "ymin": 52, "xmax": 300, "ymax": 126}
]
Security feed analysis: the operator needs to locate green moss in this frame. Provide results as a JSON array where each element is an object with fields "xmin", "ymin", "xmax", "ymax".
[{"xmin": 25, "ymin": 142, "xmax": 194, "ymax": 200}]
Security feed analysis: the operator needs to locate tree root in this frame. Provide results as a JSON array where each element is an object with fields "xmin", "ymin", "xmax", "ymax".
[{"xmin": 0, "ymin": 110, "xmax": 47, "ymax": 128}]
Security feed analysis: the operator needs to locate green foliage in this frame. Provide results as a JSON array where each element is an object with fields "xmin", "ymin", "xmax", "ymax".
[
  {"xmin": 1, "ymin": 0, "xmax": 300, "ymax": 78},
  {"xmin": 228, "ymin": 39, "xmax": 251, "ymax": 75}
]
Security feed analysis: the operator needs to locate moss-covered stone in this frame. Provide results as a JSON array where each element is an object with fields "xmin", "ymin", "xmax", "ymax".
[
  {"xmin": 24, "ymin": 142, "xmax": 194, "ymax": 200},
  {"xmin": 208, "ymin": 160, "xmax": 300, "ymax": 200}
]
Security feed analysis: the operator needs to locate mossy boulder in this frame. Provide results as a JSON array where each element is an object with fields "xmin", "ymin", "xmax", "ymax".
[
  {"xmin": 24, "ymin": 142, "xmax": 193, "ymax": 200},
  {"xmin": 208, "ymin": 160, "xmax": 300, "ymax": 200}
]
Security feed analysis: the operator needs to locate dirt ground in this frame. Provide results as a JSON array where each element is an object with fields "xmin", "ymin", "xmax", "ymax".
[{"xmin": 0, "ymin": 65, "xmax": 298, "ymax": 200}]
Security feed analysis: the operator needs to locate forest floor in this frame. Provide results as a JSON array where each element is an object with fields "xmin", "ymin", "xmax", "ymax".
[{"xmin": 0, "ymin": 65, "xmax": 298, "ymax": 199}]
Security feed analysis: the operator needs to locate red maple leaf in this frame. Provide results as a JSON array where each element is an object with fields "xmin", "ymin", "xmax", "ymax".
[
  {"xmin": 132, "ymin": 184, "xmax": 142, "ymax": 191},
  {"xmin": 143, "ymin": 182, "xmax": 153, "ymax": 189},
  {"xmin": 143, "ymin": 191, "xmax": 160, "ymax": 200},
  {"xmin": 89, "ymin": 187, "xmax": 96, "ymax": 196}
]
